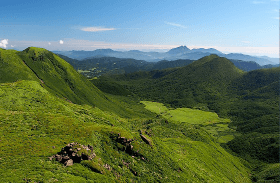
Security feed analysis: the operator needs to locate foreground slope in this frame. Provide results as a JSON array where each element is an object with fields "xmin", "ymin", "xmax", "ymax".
[{"xmin": 0, "ymin": 80, "xmax": 251, "ymax": 182}]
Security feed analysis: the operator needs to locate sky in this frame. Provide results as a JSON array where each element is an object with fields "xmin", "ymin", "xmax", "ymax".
[{"xmin": 0, "ymin": 0, "xmax": 279, "ymax": 57}]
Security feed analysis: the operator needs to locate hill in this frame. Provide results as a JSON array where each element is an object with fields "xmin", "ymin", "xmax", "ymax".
[
  {"xmin": 0, "ymin": 48, "xmax": 253, "ymax": 182},
  {"xmin": 108, "ymin": 55, "xmax": 279, "ymax": 166},
  {"xmin": 0, "ymin": 47, "xmax": 151, "ymax": 118},
  {"xmin": 111, "ymin": 55, "xmax": 243, "ymax": 110}
]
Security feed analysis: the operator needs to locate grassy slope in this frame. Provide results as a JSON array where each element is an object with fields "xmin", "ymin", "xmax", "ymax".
[
  {"xmin": 0, "ymin": 47, "xmax": 149, "ymax": 118},
  {"xmin": 0, "ymin": 80, "xmax": 251, "ymax": 182},
  {"xmin": 0, "ymin": 48, "xmax": 39, "ymax": 83},
  {"xmin": 107, "ymin": 55, "xmax": 279, "ymax": 181},
  {"xmin": 141, "ymin": 101, "xmax": 235, "ymax": 144}
]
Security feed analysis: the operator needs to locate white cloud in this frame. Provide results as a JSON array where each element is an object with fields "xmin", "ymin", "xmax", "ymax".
[
  {"xmin": 273, "ymin": 17, "xmax": 280, "ymax": 19},
  {"xmin": 241, "ymin": 41, "xmax": 250, "ymax": 44},
  {"xmin": 164, "ymin": 21, "xmax": 187, "ymax": 28},
  {"xmin": 11, "ymin": 45, "xmax": 14, "ymax": 47},
  {"xmin": 0, "ymin": 39, "xmax": 8, "ymax": 49},
  {"xmin": 59, "ymin": 40, "xmax": 64, "ymax": 44},
  {"xmin": 81, "ymin": 27, "xmax": 116, "ymax": 32},
  {"xmin": 48, "ymin": 42, "xmax": 51, "ymax": 45}
]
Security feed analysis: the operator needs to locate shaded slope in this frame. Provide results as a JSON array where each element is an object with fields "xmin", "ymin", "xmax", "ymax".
[{"xmin": 226, "ymin": 67, "xmax": 279, "ymax": 163}]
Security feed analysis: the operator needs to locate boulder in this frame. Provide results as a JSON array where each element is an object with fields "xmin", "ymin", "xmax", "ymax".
[{"xmin": 49, "ymin": 142, "xmax": 96, "ymax": 166}]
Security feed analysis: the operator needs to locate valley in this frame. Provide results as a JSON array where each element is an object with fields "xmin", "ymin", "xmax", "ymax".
[{"xmin": 0, "ymin": 47, "xmax": 278, "ymax": 182}]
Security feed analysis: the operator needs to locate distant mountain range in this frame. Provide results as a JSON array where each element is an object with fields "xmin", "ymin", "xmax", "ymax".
[{"xmin": 54, "ymin": 46, "xmax": 279, "ymax": 66}]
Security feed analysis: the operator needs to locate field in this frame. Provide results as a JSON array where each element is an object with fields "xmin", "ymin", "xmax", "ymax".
[{"xmin": 141, "ymin": 101, "xmax": 237, "ymax": 143}]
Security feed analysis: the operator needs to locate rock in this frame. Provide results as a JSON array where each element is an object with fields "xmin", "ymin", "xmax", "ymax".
[
  {"xmin": 140, "ymin": 135, "xmax": 152, "ymax": 147},
  {"xmin": 104, "ymin": 164, "xmax": 111, "ymax": 170},
  {"xmin": 64, "ymin": 159, "xmax": 73, "ymax": 166},
  {"xmin": 49, "ymin": 142, "xmax": 96, "ymax": 166}
]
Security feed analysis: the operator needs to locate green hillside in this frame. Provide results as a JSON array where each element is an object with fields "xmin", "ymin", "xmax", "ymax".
[
  {"xmin": 0, "ymin": 80, "xmax": 251, "ymax": 182},
  {"xmin": 0, "ymin": 48, "xmax": 39, "ymax": 83},
  {"xmin": 106, "ymin": 55, "xmax": 279, "ymax": 181},
  {"xmin": 111, "ymin": 55, "xmax": 244, "ymax": 113},
  {"xmin": 1, "ymin": 48, "xmax": 278, "ymax": 182},
  {"xmin": 0, "ymin": 47, "xmax": 150, "ymax": 118}
]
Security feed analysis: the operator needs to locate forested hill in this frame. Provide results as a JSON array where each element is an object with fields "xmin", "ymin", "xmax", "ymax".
[
  {"xmin": 110, "ymin": 55, "xmax": 244, "ymax": 110},
  {"xmin": 107, "ymin": 55, "xmax": 279, "ymax": 164}
]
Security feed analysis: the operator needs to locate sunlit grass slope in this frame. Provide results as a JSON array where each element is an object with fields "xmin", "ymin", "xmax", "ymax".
[
  {"xmin": 0, "ymin": 47, "xmax": 150, "ymax": 118},
  {"xmin": 141, "ymin": 101, "xmax": 236, "ymax": 143},
  {"xmin": 0, "ymin": 48, "xmax": 39, "ymax": 83},
  {"xmin": 0, "ymin": 80, "xmax": 251, "ymax": 182}
]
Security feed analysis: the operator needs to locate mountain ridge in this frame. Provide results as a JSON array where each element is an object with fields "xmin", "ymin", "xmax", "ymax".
[{"xmin": 53, "ymin": 46, "xmax": 278, "ymax": 65}]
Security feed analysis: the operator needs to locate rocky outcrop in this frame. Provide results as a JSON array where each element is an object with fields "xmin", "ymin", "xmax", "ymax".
[
  {"xmin": 49, "ymin": 142, "xmax": 96, "ymax": 166},
  {"xmin": 116, "ymin": 135, "xmax": 134, "ymax": 154},
  {"xmin": 140, "ymin": 135, "xmax": 152, "ymax": 147}
]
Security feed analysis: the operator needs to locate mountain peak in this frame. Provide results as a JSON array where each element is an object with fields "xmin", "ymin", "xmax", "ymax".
[{"xmin": 167, "ymin": 46, "xmax": 190, "ymax": 54}]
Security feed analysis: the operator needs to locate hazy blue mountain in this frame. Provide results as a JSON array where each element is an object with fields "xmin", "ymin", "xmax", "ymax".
[
  {"xmin": 189, "ymin": 48, "xmax": 223, "ymax": 54},
  {"xmin": 258, "ymin": 56, "xmax": 279, "ymax": 64},
  {"xmin": 167, "ymin": 45, "xmax": 190, "ymax": 55},
  {"xmin": 229, "ymin": 59, "xmax": 262, "ymax": 71},
  {"xmin": 262, "ymin": 63, "xmax": 280, "ymax": 68},
  {"xmin": 54, "ymin": 46, "xmax": 278, "ymax": 65},
  {"xmin": 222, "ymin": 53, "xmax": 275, "ymax": 65}
]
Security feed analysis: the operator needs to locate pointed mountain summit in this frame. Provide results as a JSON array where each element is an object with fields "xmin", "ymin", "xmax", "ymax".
[{"xmin": 167, "ymin": 46, "xmax": 190, "ymax": 55}]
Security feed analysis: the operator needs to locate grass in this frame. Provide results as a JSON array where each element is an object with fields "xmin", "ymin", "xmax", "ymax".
[
  {"xmin": 0, "ymin": 80, "xmax": 251, "ymax": 182},
  {"xmin": 141, "ymin": 101, "xmax": 236, "ymax": 143}
]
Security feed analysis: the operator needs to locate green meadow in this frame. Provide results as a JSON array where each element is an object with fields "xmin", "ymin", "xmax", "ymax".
[{"xmin": 141, "ymin": 101, "xmax": 236, "ymax": 143}]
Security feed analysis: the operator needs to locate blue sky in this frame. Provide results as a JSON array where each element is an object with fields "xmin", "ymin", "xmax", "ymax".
[{"xmin": 0, "ymin": 0, "xmax": 279, "ymax": 57}]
